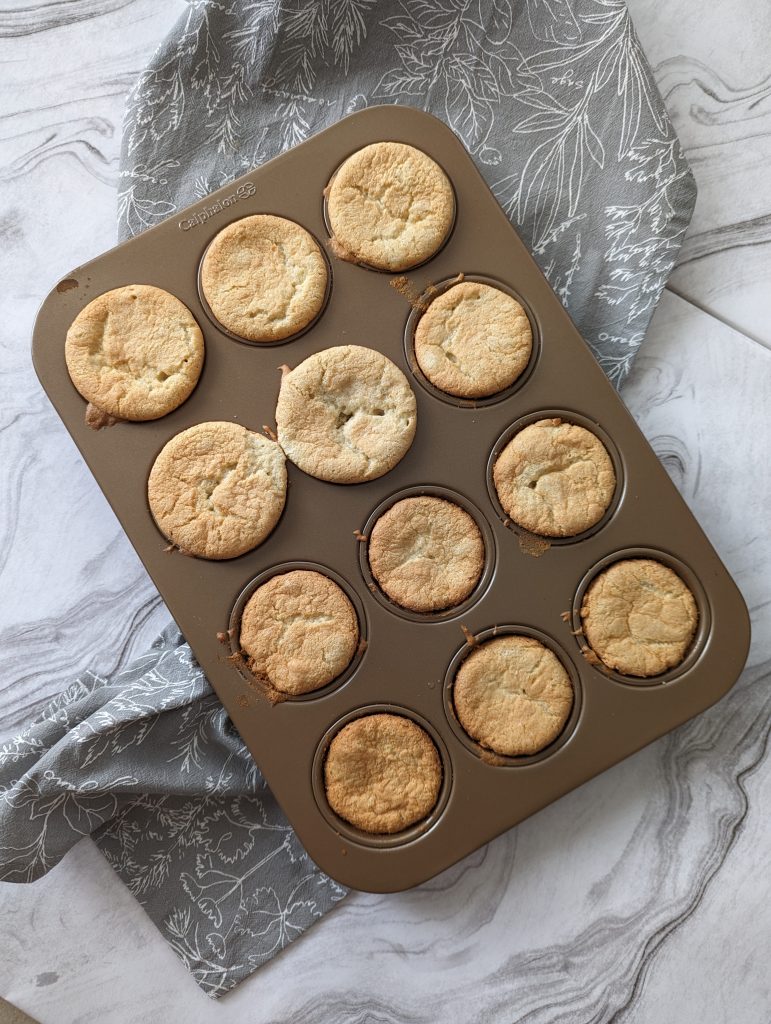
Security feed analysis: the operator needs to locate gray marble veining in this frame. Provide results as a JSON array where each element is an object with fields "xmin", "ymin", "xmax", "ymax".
[
  {"xmin": 627, "ymin": 0, "xmax": 771, "ymax": 348},
  {"xmin": 0, "ymin": 0, "xmax": 184, "ymax": 742},
  {"xmin": 1, "ymin": 1, "xmax": 770, "ymax": 1021}
]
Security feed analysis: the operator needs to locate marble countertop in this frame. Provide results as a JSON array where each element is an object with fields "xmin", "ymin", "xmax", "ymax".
[{"xmin": 1, "ymin": 1, "xmax": 770, "ymax": 1021}]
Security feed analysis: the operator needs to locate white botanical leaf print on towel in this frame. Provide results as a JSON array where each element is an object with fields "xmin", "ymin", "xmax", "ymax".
[{"xmin": 373, "ymin": 0, "xmax": 530, "ymax": 164}]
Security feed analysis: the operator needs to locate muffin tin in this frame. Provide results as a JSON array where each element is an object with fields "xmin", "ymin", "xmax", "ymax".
[{"xmin": 31, "ymin": 106, "xmax": 750, "ymax": 892}]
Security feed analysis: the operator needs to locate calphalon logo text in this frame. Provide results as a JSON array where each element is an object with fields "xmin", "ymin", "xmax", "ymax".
[{"xmin": 178, "ymin": 181, "xmax": 256, "ymax": 231}]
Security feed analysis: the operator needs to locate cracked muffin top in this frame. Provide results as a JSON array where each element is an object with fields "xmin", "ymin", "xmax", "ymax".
[
  {"xmin": 275, "ymin": 344, "xmax": 417, "ymax": 483},
  {"xmin": 493, "ymin": 418, "xmax": 615, "ymax": 537},
  {"xmin": 414, "ymin": 280, "xmax": 532, "ymax": 398},
  {"xmin": 65, "ymin": 284, "xmax": 204, "ymax": 421},
  {"xmin": 368, "ymin": 495, "xmax": 484, "ymax": 612},
  {"xmin": 581, "ymin": 558, "xmax": 699, "ymax": 677},
  {"xmin": 324, "ymin": 713, "xmax": 442, "ymax": 833},
  {"xmin": 200, "ymin": 214, "xmax": 328, "ymax": 342},
  {"xmin": 240, "ymin": 569, "xmax": 359, "ymax": 695},
  {"xmin": 453, "ymin": 635, "xmax": 574, "ymax": 757},
  {"xmin": 147, "ymin": 421, "xmax": 286, "ymax": 560},
  {"xmin": 326, "ymin": 141, "xmax": 455, "ymax": 271}
]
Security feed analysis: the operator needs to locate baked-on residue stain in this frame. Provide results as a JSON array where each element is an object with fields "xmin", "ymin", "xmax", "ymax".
[
  {"xmin": 517, "ymin": 530, "xmax": 551, "ymax": 558},
  {"xmin": 56, "ymin": 278, "xmax": 78, "ymax": 293},
  {"xmin": 460, "ymin": 624, "xmax": 477, "ymax": 646}
]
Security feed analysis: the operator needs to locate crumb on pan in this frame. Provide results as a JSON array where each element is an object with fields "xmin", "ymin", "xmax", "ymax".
[{"xmin": 85, "ymin": 403, "xmax": 118, "ymax": 430}]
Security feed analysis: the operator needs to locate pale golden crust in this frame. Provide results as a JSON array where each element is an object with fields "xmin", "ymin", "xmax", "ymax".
[
  {"xmin": 200, "ymin": 215, "xmax": 328, "ymax": 342},
  {"xmin": 326, "ymin": 142, "xmax": 454, "ymax": 271},
  {"xmin": 368, "ymin": 496, "xmax": 484, "ymax": 612},
  {"xmin": 276, "ymin": 345, "xmax": 417, "ymax": 483},
  {"xmin": 493, "ymin": 418, "xmax": 615, "ymax": 537},
  {"xmin": 240, "ymin": 570, "xmax": 358, "ymax": 695},
  {"xmin": 454, "ymin": 636, "xmax": 573, "ymax": 757},
  {"xmin": 324, "ymin": 714, "xmax": 442, "ymax": 834},
  {"xmin": 581, "ymin": 558, "xmax": 698, "ymax": 677},
  {"xmin": 414, "ymin": 282, "xmax": 532, "ymax": 398},
  {"xmin": 147, "ymin": 422, "xmax": 286, "ymax": 560},
  {"xmin": 65, "ymin": 284, "xmax": 204, "ymax": 420}
]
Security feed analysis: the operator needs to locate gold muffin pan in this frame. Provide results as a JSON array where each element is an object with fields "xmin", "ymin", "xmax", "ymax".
[{"xmin": 32, "ymin": 106, "xmax": 749, "ymax": 892}]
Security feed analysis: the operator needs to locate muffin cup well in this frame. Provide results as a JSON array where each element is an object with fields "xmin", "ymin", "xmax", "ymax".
[
  {"xmin": 311, "ymin": 704, "xmax": 452, "ymax": 849},
  {"xmin": 228, "ymin": 561, "xmax": 367, "ymax": 701},
  {"xmin": 403, "ymin": 273, "xmax": 541, "ymax": 408},
  {"xmin": 146, "ymin": 421, "xmax": 287, "ymax": 561},
  {"xmin": 358, "ymin": 485, "xmax": 496, "ymax": 623},
  {"xmin": 322, "ymin": 154, "xmax": 457, "ymax": 274},
  {"xmin": 196, "ymin": 216, "xmax": 332, "ymax": 346},
  {"xmin": 443, "ymin": 625, "xmax": 583, "ymax": 767},
  {"xmin": 486, "ymin": 409, "xmax": 625, "ymax": 546},
  {"xmin": 571, "ymin": 548, "xmax": 711, "ymax": 686}
]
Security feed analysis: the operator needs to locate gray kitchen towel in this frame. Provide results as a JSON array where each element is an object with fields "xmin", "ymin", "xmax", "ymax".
[
  {"xmin": 1, "ymin": 0, "xmax": 696, "ymax": 1000},
  {"xmin": 0, "ymin": 625, "xmax": 346, "ymax": 996}
]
